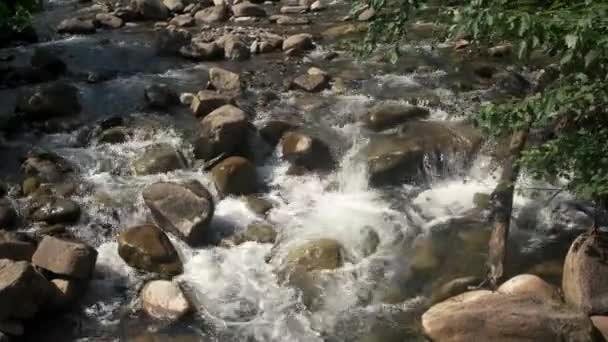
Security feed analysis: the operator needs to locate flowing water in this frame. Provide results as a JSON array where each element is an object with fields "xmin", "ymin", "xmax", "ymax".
[{"xmin": 0, "ymin": 1, "xmax": 594, "ymax": 341}]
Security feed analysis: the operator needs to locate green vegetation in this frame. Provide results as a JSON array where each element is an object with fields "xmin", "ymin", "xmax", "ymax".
[
  {"xmin": 0, "ymin": 0, "xmax": 37, "ymax": 33},
  {"xmin": 359, "ymin": 0, "xmax": 608, "ymax": 204}
]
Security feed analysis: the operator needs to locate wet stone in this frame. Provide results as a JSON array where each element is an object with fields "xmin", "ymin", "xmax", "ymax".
[
  {"xmin": 132, "ymin": 143, "xmax": 187, "ymax": 175},
  {"xmin": 118, "ymin": 224, "xmax": 183, "ymax": 276},
  {"xmin": 143, "ymin": 181, "xmax": 214, "ymax": 246},
  {"xmin": 32, "ymin": 236, "xmax": 97, "ymax": 279}
]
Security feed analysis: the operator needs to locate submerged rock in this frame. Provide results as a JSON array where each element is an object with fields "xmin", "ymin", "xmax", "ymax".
[
  {"xmin": 145, "ymin": 84, "xmax": 179, "ymax": 109},
  {"xmin": 563, "ymin": 232, "xmax": 608, "ymax": 315},
  {"xmin": 422, "ymin": 291, "xmax": 597, "ymax": 342},
  {"xmin": 280, "ymin": 131, "xmax": 334, "ymax": 171},
  {"xmin": 132, "ymin": 143, "xmax": 187, "ymax": 175},
  {"xmin": 32, "ymin": 236, "xmax": 97, "ymax": 279},
  {"xmin": 194, "ymin": 104, "xmax": 248, "ymax": 160},
  {"xmin": 366, "ymin": 121, "xmax": 483, "ymax": 185},
  {"xmin": 141, "ymin": 280, "xmax": 191, "ymax": 321},
  {"xmin": 143, "ymin": 181, "xmax": 214, "ymax": 246},
  {"xmin": 118, "ymin": 224, "xmax": 183, "ymax": 276},
  {"xmin": 284, "ymin": 238, "xmax": 343, "ymax": 272},
  {"xmin": 222, "ymin": 223, "xmax": 276, "ymax": 247},
  {"xmin": 242, "ymin": 194, "xmax": 273, "ymax": 216},
  {"xmin": 16, "ymin": 82, "xmax": 81, "ymax": 121},
  {"xmin": 362, "ymin": 103, "xmax": 429, "ymax": 131},
  {"xmin": 211, "ymin": 156, "xmax": 258, "ymax": 197}
]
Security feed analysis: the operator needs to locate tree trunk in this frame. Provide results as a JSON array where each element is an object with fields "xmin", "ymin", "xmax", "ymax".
[{"xmin": 487, "ymin": 129, "xmax": 529, "ymax": 288}]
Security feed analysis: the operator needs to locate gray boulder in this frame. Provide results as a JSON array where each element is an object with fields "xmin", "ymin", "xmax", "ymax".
[
  {"xmin": 194, "ymin": 104, "xmax": 248, "ymax": 160},
  {"xmin": 143, "ymin": 181, "xmax": 214, "ymax": 246},
  {"xmin": 211, "ymin": 156, "xmax": 258, "ymax": 197}
]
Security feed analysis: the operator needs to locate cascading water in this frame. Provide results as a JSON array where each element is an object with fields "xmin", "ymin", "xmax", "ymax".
[{"xmin": 0, "ymin": 0, "xmax": 589, "ymax": 340}]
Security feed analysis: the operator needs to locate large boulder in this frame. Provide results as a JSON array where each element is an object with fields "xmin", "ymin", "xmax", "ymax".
[
  {"xmin": 362, "ymin": 104, "xmax": 430, "ymax": 131},
  {"xmin": 190, "ymin": 90, "xmax": 232, "ymax": 118},
  {"xmin": 211, "ymin": 156, "xmax": 258, "ymax": 197},
  {"xmin": 280, "ymin": 131, "xmax": 334, "ymax": 171},
  {"xmin": 117, "ymin": 224, "xmax": 183, "ymax": 276},
  {"xmin": 563, "ymin": 232, "xmax": 608, "ymax": 315},
  {"xmin": 0, "ymin": 259, "xmax": 52, "ymax": 321},
  {"xmin": 232, "ymin": 2, "xmax": 266, "ymax": 17},
  {"xmin": 498, "ymin": 274, "xmax": 561, "ymax": 304},
  {"xmin": 16, "ymin": 82, "xmax": 81, "ymax": 120},
  {"xmin": 57, "ymin": 18, "xmax": 96, "ymax": 34},
  {"xmin": 194, "ymin": 6, "xmax": 229, "ymax": 23},
  {"xmin": 32, "ymin": 236, "xmax": 97, "ymax": 279},
  {"xmin": 145, "ymin": 84, "xmax": 178, "ymax": 109},
  {"xmin": 131, "ymin": 0, "xmax": 170, "ymax": 20},
  {"xmin": 366, "ymin": 121, "xmax": 483, "ymax": 185},
  {"xmin": 194, "ymin": 104, "xmax": 248, "ymax": 160},
  {"xmin": 132, "ymin": 143, "xmax": 187, "ymax": 175},
  {"xmin": 29, "ymin": 197, "xmax": 81, "ymax": 224},
  {"xmin": 141, "ymin": 280, "xmax": 191, "ymax": 321},
  {"xmin": 0, "ymin": 232, "xmax": 36, "ymax": 262},
  {"xmin": 142, "ymin": 181, "xmax": 214, "ymax": 246},
  {"xmin": 282, "ymin": 33, "xmax": 313, "ymax": 52},
  {"xmin": 422, "ymin": 291, "xmax": 599, "ymax": 342},
  {"xmin": 208, "ymin": 67, "xmax": 241, "ymax": 94}
]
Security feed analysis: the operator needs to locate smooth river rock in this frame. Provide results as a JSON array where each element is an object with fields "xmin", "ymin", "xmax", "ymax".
[
  {"xmin": 422, "ymin": 290, "xmax": 600, "ymax": 342},
  {"xmin": 118, "ymin": 224, "xmax": 183, "ymax": 276},
  {"xmin": 141, "ymin": 280, "xmax": 191, "ymax": 321}
]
